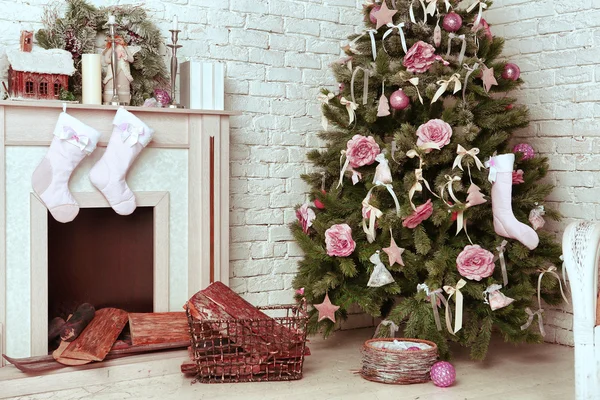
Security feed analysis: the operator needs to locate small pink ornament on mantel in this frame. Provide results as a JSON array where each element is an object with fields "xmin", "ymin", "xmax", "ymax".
[
  {"xmin": 430, "ymin": 361, "xmax": 456, "ymax": 387},
  {"xmin": 442, "ymin": 12, "xmax": 462, "ymax": 32},
  {"xmin": 389, "ymin": 89, "xmax": 410, "ymax": 110},
  {"xmin": 513, "ymin": 143, "xmax": 535, "ymax": 160}
]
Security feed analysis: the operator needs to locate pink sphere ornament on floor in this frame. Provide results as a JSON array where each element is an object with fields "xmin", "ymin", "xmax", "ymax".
[
  {"xmin": 442, "ymin": 12, "xmax": 462, "ymax": 32},
  {"xmin": 430, "ymin": 361, "xmax": 456, "ymax": 387},
  {"xmin": 389, "ymin": 89, "xmax": 410, "ymax": 110},
  {"xmin": 513, "ymin": 143, "xmax": 535, "ymax": 160},
  {"xmin": 502, "ymin": 63, "xmax": 521, "ymax": 81},
  {"xmin": 369, "ymin": 5, "xmax": 381, "ymax": 24}
]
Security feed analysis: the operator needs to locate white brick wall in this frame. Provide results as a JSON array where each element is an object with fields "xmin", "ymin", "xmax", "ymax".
[{"xmin": 0, "ymin": 0, "xmax": 585, "ymax": 340}]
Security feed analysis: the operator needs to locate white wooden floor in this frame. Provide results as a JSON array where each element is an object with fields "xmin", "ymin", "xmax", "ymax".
[{"xmin": 3, "ymin": 328, "xmax": 575, "ymax": 400}]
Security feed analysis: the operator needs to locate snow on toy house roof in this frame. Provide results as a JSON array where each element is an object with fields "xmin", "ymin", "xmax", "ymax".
[{"xmin": 6, "ymin": 48, "xmax": 76, "ymax": 76}]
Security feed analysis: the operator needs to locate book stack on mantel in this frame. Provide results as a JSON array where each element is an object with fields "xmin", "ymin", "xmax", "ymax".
[{"xmin": 4, "ymin": 307, "xmax": 190, "ymax": 373}]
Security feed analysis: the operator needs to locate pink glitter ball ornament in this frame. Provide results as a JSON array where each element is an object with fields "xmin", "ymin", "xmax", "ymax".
[
  {"xmin": 154, "ymin": 89, "xmax": 171, "ymax": 107},
  {"xmin": 369, "ymin": 5, "xmax": 381, "ymax": 24},
  {"xmin": 389, "ymin": 89, "xmax": 410, "ymax": 110},
  {"xmin": 430, "ymin": 361, "xmax": 456, "ymax": 387},
  {"xmin": 407, "ymin": 346, "xmax": 421, "ymax": 351},
  {"xmin": 513, "ymin": 143, "xmax": 535, "ymax": 160},
  {"xmin": 502, "ymin": 63, "xmax": 521, "ymax": 81},
  {"xmin": 442, "ymin": 12, "xmax": 462, "ymax": 32}
]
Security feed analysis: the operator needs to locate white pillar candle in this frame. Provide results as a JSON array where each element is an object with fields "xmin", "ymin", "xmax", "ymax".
[
  {"xmin": 81, "ymin": 54, "xmax": 102, "ymax": 105},
  {"xmin": 173, "ymin": 15, "xmax": 178, "ymax": 30},
  {"xmin": 108, "ymin": 14, "xmax": 116, "ymax": 24}
]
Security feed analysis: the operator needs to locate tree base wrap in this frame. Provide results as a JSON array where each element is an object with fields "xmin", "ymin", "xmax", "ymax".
[{"xmin": 360, "ymin": 338, "xmax": 438, "ymax": 384}]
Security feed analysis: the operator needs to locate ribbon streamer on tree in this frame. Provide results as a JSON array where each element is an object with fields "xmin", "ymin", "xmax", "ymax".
[
  {"xmin": 362, "ymin": 196, "xmax": 384, "ymax": 243},
  {"xmin": 521, "ymin": 307, "xmax": 545, "ymax": 336},
  {"xmin": 374, "ymin": 319, "xmax": 399, "ymax": 338},
  {"xmin": 317, "ymin": 92, "xmax": 335, "ymax": 130},
  {"xmin": 351, "ymin": 67, "xmax": 371, "ymax": 106},
  {"xmin": 462, "ymin": 62, "xmax": 480, "ymax": 102},
  {"xmin": 467, "ymin": 0, "xmax": 488, "ymax": 29},
  {"xmin": 443, "ymin": 279, "xmax": 466, "ymax": 334},
  {"xmin": 337, "ymin": 56, "xmax": 353, "ymax": 72},
  {"xmin": 337, "ymin": 150, "xmax": 350, "ymax": 188},
  {"xmin": 367, "ymin": 29, "xmax": 378, "ymax": 61},
  {"xmin": 440, "ymin": 175, "xmax": 471, "ymax": 239},
  {"xmin": 365, "ymin": 181, "xmax": 401, "ymax": 216},
  {"xmin": 446, "ymin": 33, "xmax": 467, "ymax": 65},
  {"xmin": 407, "ymin": 149, "xmax": 440, "ymax": 210},
  {"xmin": 418, "ymin": 0, "xmax": 428, "ymax": 22},
  {"xmin": 418, "ymin": 283, "xmax": 448, "ymax": 331},
  {"xmin": 431, "ymin": 73, "xmax": 462, "ymax": 104},
  {"xmin": 409, "ymin": 0, "xmax": 417, "ymax": 23},
  {"xmin": 408, "ymin": 77, "xmax": 424, "ymax": 104},
  {"xmin": 494, "ymin": 240, "xmax": 509, "ymax": 286},
  {"xmin": 382, "ymin": 22, "xmax": 408, "ymax": 54},
  {"xmin": 339, "ymin": 97, "xmax": 358, "ymax": 125}
]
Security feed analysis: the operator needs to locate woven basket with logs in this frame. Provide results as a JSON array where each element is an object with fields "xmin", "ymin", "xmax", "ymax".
[{"xmin": 360, "ymin": 338, "xmax": 438, "ymax": 384}]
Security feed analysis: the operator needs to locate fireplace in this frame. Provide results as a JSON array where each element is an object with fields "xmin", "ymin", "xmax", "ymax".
[{"xmin": 0, "ymin": 101, "xmax": 234, "ymax": 361}]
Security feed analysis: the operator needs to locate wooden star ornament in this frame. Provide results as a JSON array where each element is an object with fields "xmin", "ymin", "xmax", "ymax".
[
  {"xmin": 383, "ymin": 233, "xmax": 405, "ymax": 267},
  {"xmin": 482, "ymin": 66, "xmax": 498, "ymax": 93},
  {"xmin": 372, "ymin": 2, "xmax": 397, "ymax": 30},
  {"xmin": 314, "ymin": 293, "xmax": 340, "ymax": 323}
]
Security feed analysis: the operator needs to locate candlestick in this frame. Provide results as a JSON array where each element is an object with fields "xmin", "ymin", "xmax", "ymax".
[
  {"xmin": 82, "ymin": 54, "xmax": 102, "ymax": 104},
  {"xmin": 167, "ymin": 29, "xmax": 184, "ymax": 108},
  {"xmin": 108, "ymin": 14, "xmax": 115, "ymax": 25},
  {"xmin": 172, "ymin": 15, "xmax": 178, "ymax": 31},
  {"xmin": 103, "ymin": 18, "xmax": 125, "ymax": 106}
]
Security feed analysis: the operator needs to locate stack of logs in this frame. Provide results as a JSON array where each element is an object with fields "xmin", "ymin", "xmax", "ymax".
[{"xmin": 4, "ymin": 305, "xmax": 190, "ymax": 373}]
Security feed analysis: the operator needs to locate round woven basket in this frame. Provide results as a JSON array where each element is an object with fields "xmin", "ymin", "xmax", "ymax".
[{"xmin": 360, "ymin": 338, "xmax": 438, "ymax": 384}]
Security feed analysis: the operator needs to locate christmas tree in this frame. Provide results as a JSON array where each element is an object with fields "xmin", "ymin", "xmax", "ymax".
[{"xmin": 292, "ymin": 0, "xmax": 566, "ymax": 360}]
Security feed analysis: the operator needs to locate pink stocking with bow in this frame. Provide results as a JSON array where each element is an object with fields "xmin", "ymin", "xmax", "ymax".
[
  {"xmin": 89, "ymin": 108, "xmax": 154, "ymax": 215},
  {"xmin": 32, "ymin": 112, "xmax": 101, "ymax": 223}
]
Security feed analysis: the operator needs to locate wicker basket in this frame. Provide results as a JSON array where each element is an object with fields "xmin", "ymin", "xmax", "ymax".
[
  {"xmin": 186, "ymin": 303, "xmax": 308, "ymax": 383},
  {"xmin": 360, "ymin": 338, "xmax": 438, "ymax": 384}
]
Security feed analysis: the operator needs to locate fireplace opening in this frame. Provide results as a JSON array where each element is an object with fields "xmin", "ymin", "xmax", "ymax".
[{"xmin": 48, "ymin": 207, "xmax": 154, "ymax": 322}]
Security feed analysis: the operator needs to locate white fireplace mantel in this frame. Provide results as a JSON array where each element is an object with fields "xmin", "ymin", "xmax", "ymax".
[{"xmin": 0, "ymin": 101, "xmax": 236, "ymax": 362}]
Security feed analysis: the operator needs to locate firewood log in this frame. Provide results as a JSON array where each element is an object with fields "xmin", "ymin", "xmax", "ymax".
[{"xmin": 60, "ymin": 303, "xmax": 95, "ymax": 342}]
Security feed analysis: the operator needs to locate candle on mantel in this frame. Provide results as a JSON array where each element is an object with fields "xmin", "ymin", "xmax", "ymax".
[
  {"xmin": 108, "ymin": 14, "xmax": 116, "ymax": 24},
  {"xmin": 81, "ymin": 54, "xmax": 102, "ymax": 105},
  {"xmin": 172, "ymin": 15, "xmax": 178, "ymax": 31}
]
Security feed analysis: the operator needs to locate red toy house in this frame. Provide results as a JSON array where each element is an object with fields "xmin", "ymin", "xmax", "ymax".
[{"xmin": 6, "ymin": 48, "xmax": 75, "ymax": 100}]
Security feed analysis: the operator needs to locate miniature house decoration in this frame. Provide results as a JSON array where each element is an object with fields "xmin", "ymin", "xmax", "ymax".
[{"xmin": 6, "ymin": 38, "xmax": 75, "ymax": 100}]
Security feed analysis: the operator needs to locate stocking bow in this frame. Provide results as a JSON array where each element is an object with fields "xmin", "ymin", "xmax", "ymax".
[
  {"xmin": 118, "ymin": 123, "xmax": 146, "ymax": 147},
  {"xmin": 61, "ymin": 126, "xmax": 90, "ymax": 151}
]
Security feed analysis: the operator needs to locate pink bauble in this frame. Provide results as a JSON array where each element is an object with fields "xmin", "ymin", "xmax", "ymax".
[
  {"xmin": 154, "ymin": 89, "xmax": 171, "ymax": 107},
  {"xmin": 314, "ymin": 189, "xmax": 326, "ymax": 209},
  {"xmin": 443, "ymin": 12, "xmax": 462, "ymax": 32},
  {"xmin": 407, "ymin": 346, "xmax": 421, "ymax": 351},
  {"xmin": 369, "ymin": 5, "xmax": 381, "ymax": 24},
  {"xmin": 513, "ymin": 143, "xmax": 535, "ymax": 160},
  {"xmin": 502, "ymin": 63, "xmax": 521, "ymax": 81},
  {"xmin": 389, "ymin": 89, "xmax": 410, "ymax": 110},
  {"xmin": 430, "ymin": 361, "xmax": 456, "ymax": 387}
]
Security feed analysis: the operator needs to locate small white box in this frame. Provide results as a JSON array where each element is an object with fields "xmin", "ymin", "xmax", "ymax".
[{"xmin": 180, "ymin": 61, "xmax": 225, "ymax": 110}]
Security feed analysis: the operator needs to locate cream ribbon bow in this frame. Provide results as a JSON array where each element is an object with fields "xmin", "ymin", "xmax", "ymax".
[
  {"xmin": 431, "ymin": 73, "xmax": 462, "ymax": 104},
  {"xmin": 444, "ymin": 279, "xmax": 466, "ymax": 334},
  {"xmin": 406, "ymin": 149, "xmax": 440, "ymax": 210},
  {"xmin": 339, "ymin": 97, "xmax": 358, "ymax": 125},
  {"xmin": 362, "ymin": 196, "xmax": 383, "ymax": 243},
  {"xmin": 453, "ymin": 145, "xmax": 485, "ymax": 171},
  {"xmin": 467, "ymin": 0, "xmax": 488, "ymax": 29},
  {"xmin": 462, "ymin": 62, "xmax": 480, "ymax": 102},
  {"xmin": 418, "ymin": 283, "xmax": 448, "ymax": 331},
  {"xmin": 353, "ymin": 29, "xmax": 380, "ymax": 61},
  {"xmin": 382, "ymin": 22, "xmax": 408, "ymax": 54},
  {"xmin": 365, "ymin": 181, "xmax": 401, "ymax": 216},
  {"xmin": 440, "ymin": 175, "xmax": 470, "ymax": 237},
  {"xmin": 351, "ymin": 67, "xmax": 370, "ymax": 106},
  {"xmin": 446, "ymin": 33, "xmax": 467, "ymax": 65},
  {"xmin": 317, "ymin": 92, "xmax": 335, "ymax": 130},
  {"xmin": 61, "ymin": 125, "xmax": 90, "ymax": 151},
  {"xmin": 408, "ymin": 77, "xmax": 424, "ymax": 104},
  {"xmin": 118, "ymin": 123, "xmax": 146, "ymax": 147}
]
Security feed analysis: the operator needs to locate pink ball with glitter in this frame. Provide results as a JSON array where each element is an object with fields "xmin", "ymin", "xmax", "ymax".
[
  {"xmin": 502, "ymin": 63, "xmax": 521, "ymax": 81},
  {"xmin": 389, "ymin": 89, "xmax": 410, "ymax": 110},
  {"xmin": 513, "ymin": 143, "xmax": 535, "ymax": 160},
  {"xmin": 443, "ymin": 12, "xmax": 462, "ymax": 32},
  {"xmin": 369, "ymin": 5, "xmax": 381, "ymax": 24},
  {"xmin": 407, "ymin": 346, "xmax": 421, "ymax": 351},
  {"xmin": 154, "ymin": 89, "xmax": 171, "ymax": 107},
  {"xmin": 430, "ymin": 361, "xmax": 456, "ymax": 387}
]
